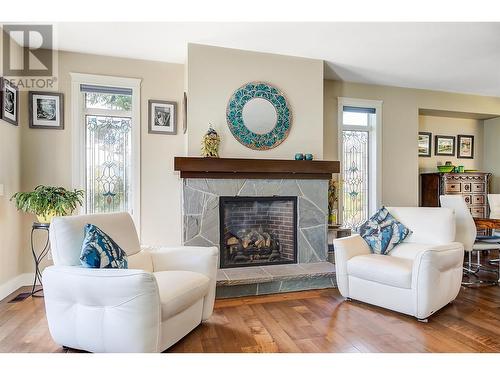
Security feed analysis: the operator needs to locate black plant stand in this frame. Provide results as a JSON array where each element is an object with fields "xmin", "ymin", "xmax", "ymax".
[{"xmin": 30, "ymin": 222, "xmax": 50, "ymax": 297}]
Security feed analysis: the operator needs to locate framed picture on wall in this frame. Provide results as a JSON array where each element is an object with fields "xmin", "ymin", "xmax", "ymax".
[
  {"xmin": 148, "ymin": 100, "xmax": 177, "ymax": 135},
  {"xmin": 418, "ymin": 132, "xmax": 432, "ymax": 157},
  {"xmin": 29, "ymin": 91, "xmax": 64, "ymax": 129},
  {"xmin": 0, "ymin": 78, "xmax": 19, "ymax": 126},
  {"xmin": 457, "ymin": 135, "xmax": 474, "ymax": 159},
  {"xmin": 435, "ymin": 135, "xmax": 455, "ymax": 156}
]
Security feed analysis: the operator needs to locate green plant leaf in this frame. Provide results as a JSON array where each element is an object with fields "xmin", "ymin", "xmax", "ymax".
[{"xmin": 10, "ymin": 186, "xmax": 85, "ymax": 217}]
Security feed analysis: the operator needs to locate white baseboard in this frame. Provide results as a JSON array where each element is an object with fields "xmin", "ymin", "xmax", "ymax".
[{"xmin": 0, "ymin": 273, "xmax": 37, "ymax": 301}]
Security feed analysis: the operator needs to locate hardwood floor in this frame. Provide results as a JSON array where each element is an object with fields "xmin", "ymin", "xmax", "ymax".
[{"xmin": 1, "ymin": 282, "xmax": 499, "ymax": 353}]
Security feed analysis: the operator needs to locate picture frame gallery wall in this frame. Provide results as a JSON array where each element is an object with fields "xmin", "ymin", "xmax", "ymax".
[{"xmin": 418, "ymin": 132, "xmax": 475, "ymax": 159}]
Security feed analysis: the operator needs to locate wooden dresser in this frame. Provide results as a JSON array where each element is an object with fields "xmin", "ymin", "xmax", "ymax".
[{"xmin": 420, "ymin": 172, "xmax": 491, "ymax": 218}]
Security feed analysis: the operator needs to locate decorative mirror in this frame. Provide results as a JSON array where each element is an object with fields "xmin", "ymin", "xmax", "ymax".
[{"xmin": 226, "ymin": 82, "xmax": 292, "ymax": 150}]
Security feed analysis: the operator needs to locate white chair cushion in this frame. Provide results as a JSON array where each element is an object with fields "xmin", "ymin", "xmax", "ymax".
[
  {"xmin": 50, "ymin": 212, "xmax": 141, "ymax": 266},
  {"xmin": 473, "ymin": 241, "xmax": 500, "ymax": 251},
  {"xmin": 388, "ymin": 242, "xmax": 431, "ymax": 261},
  {"xmin": 128, "ymin": 251, "xmax": 154, "ymax": 273},
  {"xmin": 347, "ymin": 254, "xmax": 413, "ymax": 289},
  {"xmin": 387, "ymin": 207, "xmax": 455, "ymax": 245},
  {"xmin": 154, "ymin": 271, "xmax": 210, "ymax": 320}
]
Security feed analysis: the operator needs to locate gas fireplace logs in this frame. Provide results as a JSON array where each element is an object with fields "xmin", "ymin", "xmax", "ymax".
[{"xmin": 225, "ymin": 230, "xmax": 281, "ymax": 262}]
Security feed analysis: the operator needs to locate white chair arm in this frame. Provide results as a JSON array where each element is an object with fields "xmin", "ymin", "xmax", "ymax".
[
  {"xmin": 412, "ymin": 242, "xmax": 464, "ymax": 274},
  {"xmin": 333, "ymin": 234, "xmax": 371, "ymax": 261},
  {"xmin": 144, "ymin": 245, "xmax": 219, "ymax": 320},
  {"xmin": 333, "ymin": 234, "xmax": 371, "ymax": 297},
  {"xmin": 411, "ymin": 242, "xmax": 464, "ymax": 319},
  {"xmin": 144, "ymin": 245, "xmax": 218, "ymax": 275},
  {"xmin": 42, "ymin": 266, "xmax": 161, "ymax": 352}
]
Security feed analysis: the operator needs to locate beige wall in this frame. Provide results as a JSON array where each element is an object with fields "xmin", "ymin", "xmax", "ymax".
[
  {"xmin": 20, "ymin": 51, "xmax": 185, "ymax": 273},
  {"xmin": 324, "ymin": 80, "xmax": 500, "ymax": 206},
  {"xmin": 484, "ymin": 117, "xmax": 500, "ymax": 193},
  {"xmin": 419, "ymin": 115, "xmax": 484, "ymax": 173},
  {"xmin": 187, "ymin": 44, "xmax": 324, "ymax": 159},
  {"xmin": 0, "ymin": 117, "xmax": 23, "ymax": 287},
  {"xmin": 0, "ymin": 33, "xmax": 24, "ymax": 290}
]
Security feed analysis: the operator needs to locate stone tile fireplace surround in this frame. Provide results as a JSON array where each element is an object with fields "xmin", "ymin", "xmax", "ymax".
[
  {"xmin": 175, "ymin": 157, "xmax": 340, "ymax": 298},
  {"xmin": 181, "ymin": 178, "xmax": 336, "ymax": 297}
]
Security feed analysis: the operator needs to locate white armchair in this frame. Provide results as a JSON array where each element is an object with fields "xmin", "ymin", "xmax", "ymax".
[
  {"xmin": 43, "ymin": 212, "xmax": 218, "ymax": 353},
  {"xmin": 334, "ymin": 207, "xmax": 464, "ymax": 320}
]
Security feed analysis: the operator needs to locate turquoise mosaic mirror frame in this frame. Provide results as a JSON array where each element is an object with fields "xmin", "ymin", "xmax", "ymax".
[{"xmin": 226, "ymin": 82, "xmax": 292, "ymax": 150}]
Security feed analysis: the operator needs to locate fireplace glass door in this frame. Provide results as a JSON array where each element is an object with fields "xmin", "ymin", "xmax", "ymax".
[{"xmin": 219, "ymin": 196, "xmax": 297, "ymax": 268}]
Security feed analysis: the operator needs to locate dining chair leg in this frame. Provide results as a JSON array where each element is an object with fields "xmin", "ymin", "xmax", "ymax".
[
  {"xmin": 488, "ymin": 253, "xmax": 499, "ymax": 267},
  {"xmin": 462, "ymin": 250, "xmax": 499, "ymax": 287},
  {"xmin": 463, "ymin": 251, "xmax": 480, "ymax": 274}
]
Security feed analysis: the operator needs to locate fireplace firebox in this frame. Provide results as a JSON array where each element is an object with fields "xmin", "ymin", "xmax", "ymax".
[{"xmin": 219, "ymin": 196, "xmax": 297, "ymax": 268}]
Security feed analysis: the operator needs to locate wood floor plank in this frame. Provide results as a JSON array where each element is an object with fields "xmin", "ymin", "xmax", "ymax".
[{"xmin": 1, "ymin": 284, "xmax": 499, "ymax": 353}]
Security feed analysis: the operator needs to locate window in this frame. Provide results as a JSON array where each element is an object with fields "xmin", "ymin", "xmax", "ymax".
[
  {"xmin": 71, "ymin": 74, "xmax": 141, "ymax": 229},
  {"xmin": 338, "ymin": 98, "xmax": 382, "ymax": 229},
  {"xmin": 83, "ymin": 85, "xmax": 133, "ymax": 214}
]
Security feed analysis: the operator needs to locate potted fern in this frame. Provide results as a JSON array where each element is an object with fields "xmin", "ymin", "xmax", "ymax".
[{"xmin": 11, "ymin": 185, "xmax": 85, "ymax": 223}]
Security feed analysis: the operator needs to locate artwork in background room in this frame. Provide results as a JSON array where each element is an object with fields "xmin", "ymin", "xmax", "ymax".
[
  {"xmin": 418, "ymin": 132, "xmax": 432, "ymax": 157},
  {"xmin": 435, "ymin": 135, "xmax": 455, "ymax": 156},
  {"xmin": 29, "ymin": 91, "xmax": 64, "ymax": 129},
  {"xmin": 457, "ymin": 134, "xmax": 474, "ymax": 159},
  {"xmin": 148, "ymin": 99, "xmax": 177, "ymax": 134},
  {"xmin": 0, "ymin": 78, "xmax": 19, "ymax": 126}
]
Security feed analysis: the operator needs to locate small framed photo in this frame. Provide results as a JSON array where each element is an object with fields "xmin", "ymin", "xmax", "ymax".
[
  {"xmin": 435, "ymin": 135, "xmax": 455, "ymax": 156},
  {"xmin": 148, "ymin": 100, "xmax": 177, "ymax": 135},
  {"xmin": 0, "ymin": 78, "xmax": 19, "ymax": 126},
  {"xmin": 418, "ymin": 132, "xmax": 432, "ymax": 157},
  {"xmin": 29, "ymin": 91, "xmax": 64, "ymax": 129},
  {"xmin": 457, "ymin": 135, "xmax": 474, "ymax": 159}
]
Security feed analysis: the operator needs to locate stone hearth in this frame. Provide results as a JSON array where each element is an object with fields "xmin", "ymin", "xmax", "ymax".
[{"xmin": 216, "ymin": 262, "xmax": 336, "ymax": 298}]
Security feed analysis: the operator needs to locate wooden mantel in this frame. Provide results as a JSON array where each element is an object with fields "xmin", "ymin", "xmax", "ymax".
[{"xmin": 174, "ymin": 157, "xmax": 339, "ymax": 179}]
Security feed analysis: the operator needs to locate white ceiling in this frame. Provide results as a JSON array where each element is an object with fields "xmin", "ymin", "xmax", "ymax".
[{"xmin": 53, "ymin": 22, "xmax": 500, "ymax": 97}]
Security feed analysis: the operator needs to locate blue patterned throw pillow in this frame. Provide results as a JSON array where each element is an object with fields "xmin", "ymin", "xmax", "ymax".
[
  {"xmin": 357, "ymin": 207, "xmax": 412, "ymax": 255},
  {"xmin": 80, "ymin": 224, "xmax": 128, "ymax": 269}
]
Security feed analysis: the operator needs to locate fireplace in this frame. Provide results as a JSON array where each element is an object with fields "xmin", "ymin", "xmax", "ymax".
[{"xmin": 219, "ymin": 196, "xmax": 297, "ymax": 268}]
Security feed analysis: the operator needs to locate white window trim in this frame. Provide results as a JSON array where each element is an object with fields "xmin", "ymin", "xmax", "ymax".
[
  {"xmin": 337, "ymin": 97, "xmax": 383, "ymax": 223},
  {"xmin": 70, "ymin": 72, "xmax": 142, "ymax": 233}
]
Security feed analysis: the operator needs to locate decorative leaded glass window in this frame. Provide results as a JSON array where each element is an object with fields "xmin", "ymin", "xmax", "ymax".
[
  {"xmin": 340, "ymin": 105, "xmax": 377, "ymax": 229},
  {"xmin": 342, "ymin": 130, "xmax": 369, "ymax": 228},
  {"xmin": 81, "ymin": 85, "xmax": 133, "ymax": 214}
]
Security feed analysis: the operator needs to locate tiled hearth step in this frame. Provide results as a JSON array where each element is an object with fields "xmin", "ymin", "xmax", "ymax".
[{"xmin": 216, "ymin": 262, "xmax": 337, "ymax": 298}]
